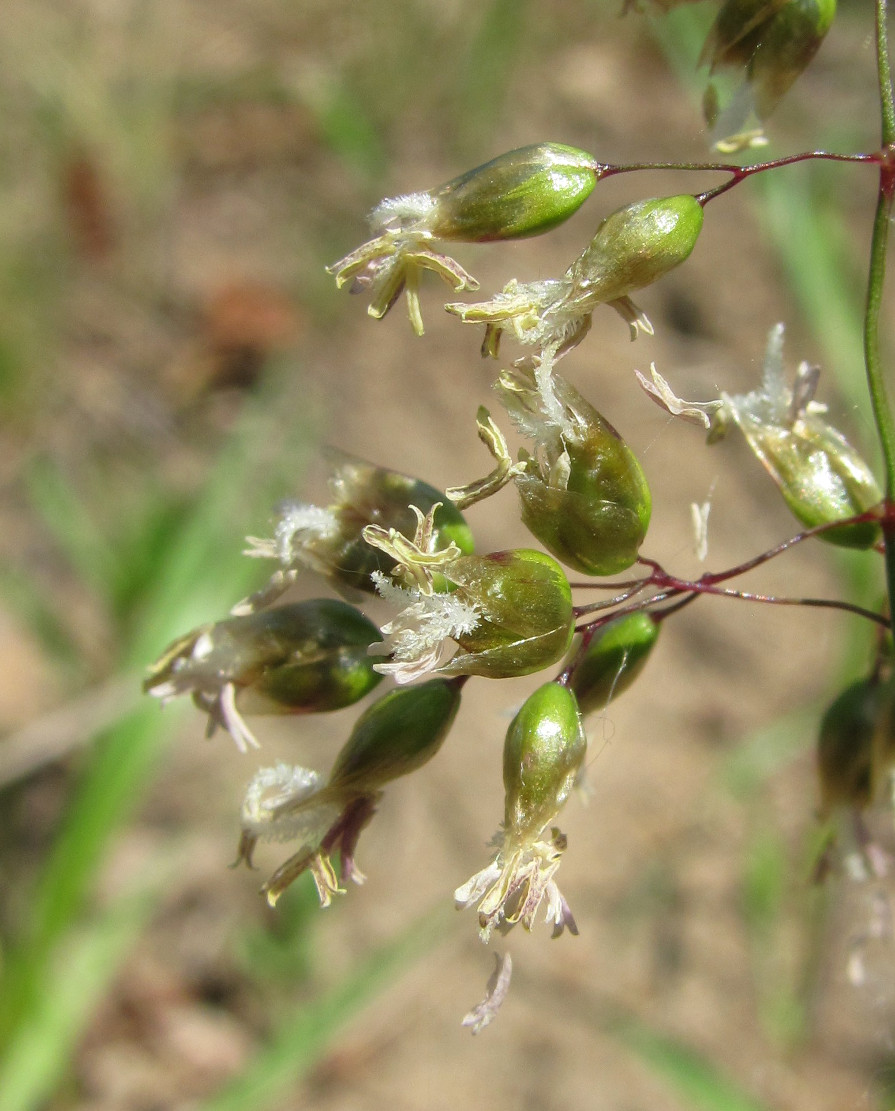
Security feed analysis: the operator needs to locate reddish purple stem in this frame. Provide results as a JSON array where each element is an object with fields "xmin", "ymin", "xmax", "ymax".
[{"xmin": 598, "ymin": 150, "xmax": 881, "ymax": 205}]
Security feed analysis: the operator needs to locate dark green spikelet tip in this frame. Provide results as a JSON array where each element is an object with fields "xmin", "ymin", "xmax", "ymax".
[
  {"xmin": 327, "ymin": 678, "xmax": 462, "ymax": 796},
  {"xmin": 321, "ymin": 450, "xmax": 475, "ymax": 595},
  {"xmin": 569, "ymin": 612, "xmax": 660, "ymax": 717},
  {"xmin": 234, "ymin": 600, "xmax": 385, "ymax": 715},
  {"xmin": 817, "ymin": 677, "xmax": 881, "ymax": 817},
  {"xmin": 702, "ymin": 0, "xmax": 836, "ymax": 118}
]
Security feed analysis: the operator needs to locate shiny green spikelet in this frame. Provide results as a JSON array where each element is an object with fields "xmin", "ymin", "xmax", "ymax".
[
  {"xmin": 513, "ymin": 401, "xmax": 652, "ymax": 576},
  {"xmin": 503, "ymin": 683, "xmax": 586, "ymax": 844},
  {"xmin": 145, "ymin": 599, "xmax": 384, "ymax": 716},
  {"xmin": 428, "ymin": 143, "xmax": 602, "ymax": 242},
  {"xmin": 328, "ymin": 678, "xmax": 462, "ymax": 796},
  {"xmin": 569, "ymin": 612, "xmax": 660, "ymax": 717},
  {"xmin": 569, "ymin": 194, "xmax": 704, "ymax": 307},
  {"xmin": 438, "ymin": 549, "xmax": 575, "ymax": 679},
  {"xmin": 733, "ymin": 416, "xmax": 881, "ymax": 549}
]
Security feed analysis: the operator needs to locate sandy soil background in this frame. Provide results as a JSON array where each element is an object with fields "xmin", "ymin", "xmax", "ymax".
[{"xmin": 1, "ymin": 1, "xmax": 895, "ymax": 1108}]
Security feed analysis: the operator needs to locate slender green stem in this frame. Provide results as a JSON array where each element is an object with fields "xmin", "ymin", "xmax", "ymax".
[
  {"xmin": 868, "ymin": 0, "xmax": 895, "ymax": 618},
  {"xmin": 865, "ymin": 186, "xmax": 895, "ymax": 498},
  {"xmin": 869, "ymin": 0, "xmax": 895, "ymax": 490},
  {"xmin": 878, "ymin": 0, "xmax": 895, "ymax": 147}
]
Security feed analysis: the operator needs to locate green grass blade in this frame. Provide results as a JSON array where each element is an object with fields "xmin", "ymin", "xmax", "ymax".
[
  {"xmin": 26, "ymin": 457, "xmax": 122, "ymax": 600},
  {"xmin": 0, "ymin": 879, "xmax": 160, "ymax": 1111},
  {"xmin": 612, "ymin": 1016, "xmax": 774, "ymax": 1111},
  {"xmin": 0, "ymin": 565, "xmax": 84, "ymax": 673},
  {"xmin": 453, "ymin": 0, "xmax": 532, "ymax": 152},
  {"xmin": 197, "ymin": 904, "xmax": 454, "ymax": 1111},
  {"xmin": 0, "ymin": 361, "xmax": 321, "ymax": 1043},
  {"xmin": 0, "ymin": 673, "xmax": 141, "ymax": 789},
  {"xmin": 316, "ymin": 83, "xmax": 387, "ymax": 182},
  {"xmin": 21, "ymin": 704, "xmax": 183, "ymax": 958}
]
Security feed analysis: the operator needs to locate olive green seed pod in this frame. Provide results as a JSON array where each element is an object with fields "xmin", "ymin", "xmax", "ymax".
[
  {"xmin": 145, "ymin": 599, "xmax": 384, "ymax": 717},
  {"xmin": 567, "ymin": 194, "xmax": 704, "ymax": 308},
  {"xmin": 734, "ymin": 415, "xmax": 881, "ymax": 549},
  {"xmin": 239, "ymin": 677, "xmax": 462, "ymax": 907},
  {"xmin": 503, "ymin": 682, "xmax": 586, "ymax": 844},
  {"xmin": 427, "ymin": 143, "xmax": 602, "ymax": 243},
  {"xmin": 444, "ymin": 194, "xmax": 703, "ymax": 352},
  {"xmin": 327, "ymin": 678, "xmax": 462, "ymax": 796},
  {"xmin": 259, "ymin": 450, "xmax": 475, "ymax": 602},
  {"xmin": 516, "ymin": 414, "xmax": 651, "ymax": 576},
  {"xmin": 817, "ymin": 677, "xmax": 880, "ymax": 817},
  {"xmin": 235, "ymin": 601, "xmax": 385, "ymax": 715},
  {"xmin": 324, "ymin": 452, "xmax": 474, "ymax": 594},
  {"xmin": 491, "ymin": 366, "xmax": 651, "ymax": 575},
  {"xmin": 438, "ymin": 549, "xmax": 575, "ymax": 679},
  {"xmin": 569, "ymin": 612, "xmax": 660, "ymax": 717}
]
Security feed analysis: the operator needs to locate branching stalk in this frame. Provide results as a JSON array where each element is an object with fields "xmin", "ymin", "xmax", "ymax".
[{"xmin": 600, "ymin": 151, "xmax": 879, "ymax": 205}]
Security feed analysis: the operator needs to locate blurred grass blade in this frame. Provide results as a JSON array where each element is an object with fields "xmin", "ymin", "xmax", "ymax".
[
  {"xmin": 717, "ymin": 707, "xmax": 814, "ymax": 801},
  {"xmin": 753, "ymin": 167, "xmax": 867, "ymax": 412},
  {"xmin": 0, "ymin": 360, "xmax": 320, "ymax": 1044},
  {"xmin": 453, "ymin": 0, "xmax": 532, "ymax": 151},
  {"xmin": 741, "ymin": 823, "xmax": 810, "ymax": 1046},
  {"xmin": 743, "ymin": 827, "xmax": 787, "ymax": 937},
  {"xmin": 0, "ymin": 672, "xmax": 140, "ymax": 789},
  {"xmin": 612, "ymin": 1016, "xmax": 773, "ymax": 1111},
  {"xmin": 0, "ymin": 879, "xmax": 160, "ymax": 1111},
  {"xmin": 26, "ymin": 456, "xmax": 121, "ymax": 599},
  {"xmin": 236, "ymin": 874, "xmax": 320, "ymax": 984},
  {"xmin": 198, "ymin": 904, "xmax": 454, "ymax": 1111},
  {"xmin": 17, "ymin": 705, "xmax": 182, "ymax": 966},
  {"xmin": 316, "ymin": 83, "xmax": 387, "ymax": 181},
  {"xmin": 129, "ymin": 361, "xmax": 324, "ymax": 662},
  {"xmin": 0, "ymin": 566, "xmax": 83, "ymax": 672}
]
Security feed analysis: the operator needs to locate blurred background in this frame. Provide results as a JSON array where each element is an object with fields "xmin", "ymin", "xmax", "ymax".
[{"xmin": 1, "ymin": 0, "xmax": 894, "ymax": 1108}]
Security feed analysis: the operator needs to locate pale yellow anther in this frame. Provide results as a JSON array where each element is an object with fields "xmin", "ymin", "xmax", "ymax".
[{"xmin": 363, "ymin": 504, "xmax": 462, "ymax": 594}]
